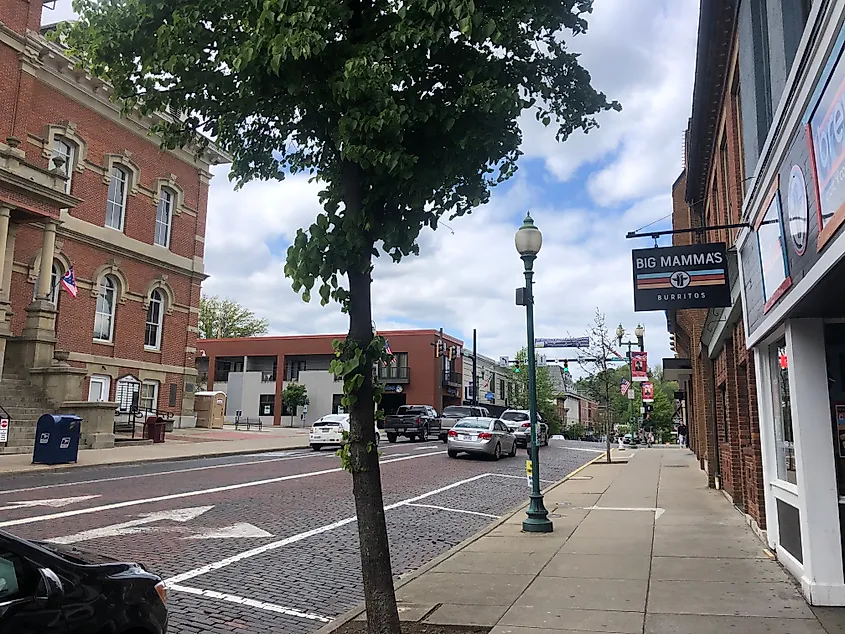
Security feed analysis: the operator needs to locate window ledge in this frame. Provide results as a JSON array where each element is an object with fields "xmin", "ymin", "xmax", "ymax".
[
  {"xmin": 93, "ymin": 339, "xmax": 115, "ymax": 347},
  {"xmin": 104, "ymin": 225, "xmax": 124, "ymax": 233},
  {"xmin": 144, "ymin": 346, "xmax": 162, "ymax": 353}
]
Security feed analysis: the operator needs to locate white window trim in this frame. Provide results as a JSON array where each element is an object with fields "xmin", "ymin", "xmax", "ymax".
[
  {"xmin": 155, "ymin": 188, "xmax": 174, "ymax": 248},
  {"xmin": 93, "ymin": 276, "xmax": 117, "ymax": 343},
  {"xmin": 88, "ymin": 375, "xmax": 111, "ymax": 402},
  {"xmin": 106, "ymin": 165, "xmax": 129, "ymax": 231},
  {"xmin": 145, "ymin": 290, "xmax": 164, "ymax": 351},
  {"xmin": 141, "ymin": 380, "xmax": 159, "ymax": 412}
]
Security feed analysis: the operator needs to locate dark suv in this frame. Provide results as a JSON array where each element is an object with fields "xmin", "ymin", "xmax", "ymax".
[
  {"xmin": 440, "ymin": 405, "xmax": 489, "ymax": 441},
  {"xmin": 0, "ymin": 529, "xmax": 167, "ymax": 634}
]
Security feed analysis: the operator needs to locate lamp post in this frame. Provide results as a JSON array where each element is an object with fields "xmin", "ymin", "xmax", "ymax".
[
  {"xmin": 515, "ymin": 213, "xmax": 553, "ymax": 533},
  {"xmin": 616, "ymin": 324, "xmax": 645, "ymax": 439}
]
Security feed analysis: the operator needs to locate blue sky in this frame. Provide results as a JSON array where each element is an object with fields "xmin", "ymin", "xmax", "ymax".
[{"xmin": 45, "ymin": 0, "xmax": 700, "ymax": 372}]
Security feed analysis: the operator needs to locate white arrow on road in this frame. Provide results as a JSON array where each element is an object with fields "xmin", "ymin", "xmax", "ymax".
[
  {"xmin": 46, "ymin": 506, "xmax": 214, "ymax": 544},
  {"xmin": 184, "ymin": 523, "xmax": 273, "ymax": 540},
  {"xmin": 584, "ymin": 506, "xmax": 665, "ymax": 520},
  {"xmin": 0, "ymin": 495, "xmax": 100, "ymax": 511}
]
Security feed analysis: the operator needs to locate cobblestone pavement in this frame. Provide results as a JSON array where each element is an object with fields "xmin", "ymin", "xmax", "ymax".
[{"xmin": 0, "ymin": 438, "xmax": 603, "ymax": 633}]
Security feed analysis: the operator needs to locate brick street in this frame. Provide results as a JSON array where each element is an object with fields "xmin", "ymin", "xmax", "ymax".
[{"xmin": 0, "ymin": 439, "xmax": 602, "ymax": 633}]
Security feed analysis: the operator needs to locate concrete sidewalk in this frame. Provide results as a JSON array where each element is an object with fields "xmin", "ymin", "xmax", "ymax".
[
  {"xmin": 0, "ymin": 425, "xmax": 310, "ymax": 474},
  {"xmin": 335, "ymin": 448, "xmax": 845, "ymax": 633}
]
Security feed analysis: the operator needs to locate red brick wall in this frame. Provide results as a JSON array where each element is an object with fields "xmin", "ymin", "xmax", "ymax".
[{"xmin": 0, "ymin": 11, "xmax": 211, "ymax": 416}]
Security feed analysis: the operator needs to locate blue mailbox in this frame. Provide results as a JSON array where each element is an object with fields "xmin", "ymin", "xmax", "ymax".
[{"xmin": 32, "ymin": 414, "xmax": 82, "ymax": 465}]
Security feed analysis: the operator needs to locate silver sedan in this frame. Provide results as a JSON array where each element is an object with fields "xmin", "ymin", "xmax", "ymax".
[{"xmin": 447, "ymin": 417, "xmax": 517, "ymax": 460}]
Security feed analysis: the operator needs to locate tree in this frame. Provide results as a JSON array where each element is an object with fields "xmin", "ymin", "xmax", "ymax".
[
  {"xmin": 62, "ymin": 3, "xmax": 615, "ymax": 630},
  {"xmin": 199, "ymin": 295, "xmax": 269, "ymax": 340},
  {"xmin": 578, "ymin": 309, "xmax": 618, "ymax": 463},
  {"xmin": 510, "ymin": 348, "xmax": 562, "ymax": 435},
  {"xmin": 566, "ymin": 422, "xmax": 585, "ymax": 440},
  {"xmin": 282, "ymin": 383, "xmax": 309, "ymax": 427}
]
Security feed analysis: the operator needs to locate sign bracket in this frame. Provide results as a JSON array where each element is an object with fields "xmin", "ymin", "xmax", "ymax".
[{"xmin": 625, "ymin": 222, "xmax": 750, "ymax": 240}]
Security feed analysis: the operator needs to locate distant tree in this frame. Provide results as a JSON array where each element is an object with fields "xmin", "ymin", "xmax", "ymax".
[
  {"xmin": 566, "ymin": 422, "xmax": 586, "ymax": 440},
  {"xmin": 282, "ymin": 383, "xmax": 309, "ymax": 427},
  {"xmin": 199, "ymin": 296, "xmax": 269, "ymax": 340},
  {"xmin": 510, "ymin": 348, "xmax": 562, "ymax": 435},
  {"xmin": 578, "ymin": 309, "xmax": 619, "ymax": 463}
]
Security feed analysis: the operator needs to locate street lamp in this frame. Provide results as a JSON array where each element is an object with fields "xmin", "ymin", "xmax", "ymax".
[
  {"xmin": 515, "ymin": 213, "xmax": 553, "ymax": 533},
  {"xmin": 617, "ymin": 323, "xmax": 645, "ymax": 439}
]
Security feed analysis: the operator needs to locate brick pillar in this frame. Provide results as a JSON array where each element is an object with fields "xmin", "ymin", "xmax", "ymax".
[
  {"xmin": 746, "ymin": 352, "xmax": 767, "ymax": 529},
  {"xmin": 724, "ymin": 337, "xmax": 744, "ymax": 508},
  {"xmin": 701, "ymin": 351, "xmax": 718, "ymax": 488}
]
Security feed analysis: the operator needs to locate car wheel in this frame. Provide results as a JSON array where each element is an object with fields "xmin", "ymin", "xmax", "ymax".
[
  {"xmin": 508, "ymin": 442, "xmax": 517, "ymax": 457},
  {"xmin": 374, "ymin": 434, "xmax": 380, "ymax": 446},
  {"xmin": 418, "ymin": 426, "xmax": 429, "ymax": 442},
  {"xmin": 440, "ymin": 434, "xmax": 447, "ymax": 443},
  {"xmin": 387, "ymin": 433, "xmax": 398, "ymax": 443},
  {"xmin": 492, "ymin": 443, "xmax": 501, "ymax": 461},
  {"xmin": 311, "ymin": 444, "xmax": 321, "ymax": 451},
  {"xmin": 447, "ymin": 449, "xmax": 458, "ymax": 458},
  {"xmin": 543, "ymin": 431, "xmax": 549, "ymax": 446}
]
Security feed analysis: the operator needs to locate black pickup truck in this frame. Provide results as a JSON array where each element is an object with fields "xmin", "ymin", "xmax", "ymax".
[{"xmin": 384, "ymin": 405, "xmax": 443, "ymax": 443}]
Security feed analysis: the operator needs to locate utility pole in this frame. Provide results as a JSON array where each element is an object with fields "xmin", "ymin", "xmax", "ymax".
[
  {"xmin": 472, "ymin": 328, "xmax": 478, "ymax": 406},
  {"xmin": 438, "ymin": 327, "xmax": 444, "ymax": 412}
]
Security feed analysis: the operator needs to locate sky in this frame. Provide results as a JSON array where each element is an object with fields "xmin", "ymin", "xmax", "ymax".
[{"xmin": 44, "ymin": 0, "xmax": 701, "ymax": 374}]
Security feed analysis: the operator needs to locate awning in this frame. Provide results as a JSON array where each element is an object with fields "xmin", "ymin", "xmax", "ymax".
[{"xmin": 663, "ymin": 358, "xmax": 693, "ymax": 382}]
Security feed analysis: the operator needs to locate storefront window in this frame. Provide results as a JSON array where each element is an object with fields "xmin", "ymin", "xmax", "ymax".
[{"xmin": 770, "ymin": 339, "xmax": 797, "ymax": 484}]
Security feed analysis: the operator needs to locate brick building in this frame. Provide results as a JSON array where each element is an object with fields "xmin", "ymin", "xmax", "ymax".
[
  {"xmin": 674, "ymin": 0, "xmax": 845, "ymax": 605},
  {"xmin": 196, "ymin": 330, "xmax": 465, "ymax": 427},
  {"xmin": 0, "ymin": 1, "xmax": 225, "ymax": 452}
]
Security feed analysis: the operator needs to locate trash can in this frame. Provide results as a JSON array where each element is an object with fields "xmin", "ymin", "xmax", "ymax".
[
  {"xmin": 143, "ymin": 415, "xmax": 166, "ymax": 443},
  {"xmin": 32, "ymin": 414, "xmax": 82, "ymax": 465}
]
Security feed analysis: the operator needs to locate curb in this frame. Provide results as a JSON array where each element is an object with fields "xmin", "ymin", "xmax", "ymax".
[
  {"xmin": 0, "ymin": 444, "xmax": 311, "ymax": 475},
  {"xmin": 317, "ymin": 450, "xmax": 609, "ymax": 633}
]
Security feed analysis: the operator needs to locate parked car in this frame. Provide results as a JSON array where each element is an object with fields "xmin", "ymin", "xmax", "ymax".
[
  {"xmin": 439, "ymin": 405, "xmax": 490, "ymax": 441},
  {"xmin": 500, "ymin": 409, "xmax": 549, "ymax": 448},
  {"xmin": 447, "ymin": 417, "xmax": 516, "ymax": 460},
  {"xmin": 384, "ymin": 405, "xmax": 443, "ymax": 443},
  {"xmin": 0, "ymin": 529, "xmax": 167, "ymax": 634},
  {"xmin": 309, "ymin": 414, "xmax": 380, "ymax": 450}
]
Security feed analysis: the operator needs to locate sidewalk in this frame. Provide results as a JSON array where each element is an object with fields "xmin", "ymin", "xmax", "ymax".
[
  {"xmin": 330, "ymin": 448, "xmax": 845, "ymax": 634},
  {"xmin": 0, "ymin": 425, "xmax": 310, "ymax": 474}
]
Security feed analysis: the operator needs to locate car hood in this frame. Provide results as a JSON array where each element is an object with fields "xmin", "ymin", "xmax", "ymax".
[{"xmin": 34, "ymin": 541, "xmax": 137, "ymax": 568}]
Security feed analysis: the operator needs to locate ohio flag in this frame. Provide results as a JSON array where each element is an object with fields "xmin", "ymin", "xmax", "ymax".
[{"xmin": 60, "ymin": 266, "xmax": 78, "ymax": 298}]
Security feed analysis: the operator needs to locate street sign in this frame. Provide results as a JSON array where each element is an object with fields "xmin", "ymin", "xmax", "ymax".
[
  {"xmin": 534, "ymin": 337, "xmax": 590, "ymax": 348},
  {"xmin": 0, "ymin": 418, "xmax": 7, "ymax": 443}
]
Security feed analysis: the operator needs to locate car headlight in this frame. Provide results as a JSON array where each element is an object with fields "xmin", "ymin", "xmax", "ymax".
[{"xmin": 154, "ymin": 581, "xmax": 167, "ymax": 605}]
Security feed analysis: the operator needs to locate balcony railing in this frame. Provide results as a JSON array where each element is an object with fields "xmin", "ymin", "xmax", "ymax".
[
  {"xmin": 377, "ymin": 366, "xmax": 410, "ymax": 383},
  {"xmin": 442, "ymin": 369, "xmax": 461, "ymax": 387}
]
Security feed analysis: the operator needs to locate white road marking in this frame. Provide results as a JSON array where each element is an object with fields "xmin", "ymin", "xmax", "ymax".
[
  {"xmin": 404, "ymin": 503, "xmax": 500, "ymax": 519},
  {"xmin": 184, "ymin": 523, "xmax": 273, "ymax": 540},
  {"xmin": 584, "ymin": 505, "xmax": 665, "ymax": 520},
  {"xmin": 0, "ymin": 495, "xmax": 100, "ymax": 510},
  {"xmin": 165, "ymin": 472, "xmax": 489, "ymax": 585},
  {"xmin": 46, "ymin": 506, "xmax": 214, "ymax": 544},
  {"xmin": 563, "ymin": 447, "xmax": 607, "ymax": 453},
  {"xmin": 0, "ymin": 452, "xmax": 328, "ymax": 496},
  {"xmin": 0, "ymin": 451, "xmax": 446, "ymax": 529},
  {"xmin": 168, "ymin": 584, "xmax": 332, "ymax": 623}
]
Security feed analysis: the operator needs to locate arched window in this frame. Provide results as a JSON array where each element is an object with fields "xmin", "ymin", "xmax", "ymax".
[
  {"xmin": 155, "ymin": 188, "xmax": 174, "ymax": 248},
  {"xmin": 106, "ymin": 165, "xmax": 129, "ymax": 231},
  {"xmin": 94, "ymin": 275, "xmax": 117, "ymax": 342},
  {"xmin": 51, "ymin": 137, "xmax": 74, "ymax": 194},
  {"xmin": 145, "ymin": 289, "xmax": 164, "ymax": 350},
  {"xmin": 115, "ymin": 375, "xmax": 140, "ymax": 412},
  {"xmin": 33, "ymin": 261, "xmax": 63, "ymax": 305}
]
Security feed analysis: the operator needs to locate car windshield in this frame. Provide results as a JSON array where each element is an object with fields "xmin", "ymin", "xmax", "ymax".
[
  {"xmin": 501, "ymin": 412, "xmax": 529, "ymax": 422},
  {"xmin": 442, "ymin": 406, "xmax": 472, "ymax": 418},
  {"xmin": 397, "ymin": 406, "xmax": 427, "ymax": 415},
  {"xmin": 454, "ymin": 418, "xmax": 491, "ymax": 430}
]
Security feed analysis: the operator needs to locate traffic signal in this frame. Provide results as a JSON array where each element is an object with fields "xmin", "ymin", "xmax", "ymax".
[
  {"xmin": 434, "ymin": 341, "xmax": 443, "ymax": 357},
  {"xmin": 447, "ymin": 345, "xmax": 456, "ymax": 360},
  {"xmin": 562, "ymin": 360, "xmax": 569, "ymax": 373},
  {"xmin": 669, "ymin": 333, "xmax": 676, "ymax": 352},
  {"xmin": 514, "ymin": 359, "xmax": 521, "ymax": 373}
]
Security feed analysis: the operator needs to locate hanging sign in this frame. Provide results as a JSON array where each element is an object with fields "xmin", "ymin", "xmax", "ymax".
[
  {"xmin": 632, "ymin": 243, "xmax": 731, "ymax": 311},
  {"xmin": 534, "ymin": 337, "xmax": 590, "ymax": 348},
  {"xmin": 837, "ymin": 404, "xmax": 845, "ymax": 458},
  {"xmin": 642, "ymin": 382, "xmax": 654, "ymax": 403},
  {"xmin": 631, "ymin": 351, "xmax": 648, "ymax": 382}
]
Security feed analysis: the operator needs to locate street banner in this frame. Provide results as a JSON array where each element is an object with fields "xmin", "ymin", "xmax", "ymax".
[
  {"xmin": 535, "ymin": 337, "xmax": 590, "ymax": 348},
  {"xmin": 632, "ymin": 243, "xmax": 731, "ymax": 311},
  {"xmin": 631, "ymin": 351, "xmax": 648, "ymax": 382},
  {"xmin": 642, "ymin": 382, "xmax": 654, "ymax": 403}
]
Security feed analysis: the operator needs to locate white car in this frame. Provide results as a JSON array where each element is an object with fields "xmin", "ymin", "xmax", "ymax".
[{"xmin": 309, "ymin": 414, "xmax": 381, "ymax": 450}]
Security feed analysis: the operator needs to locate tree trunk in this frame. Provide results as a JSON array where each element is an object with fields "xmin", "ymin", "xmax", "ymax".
[{"xmin": 344, "ymin": 166, "xmax": 401, "ymax": 634}]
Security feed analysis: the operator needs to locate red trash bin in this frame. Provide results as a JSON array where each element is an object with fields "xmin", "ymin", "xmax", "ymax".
[{"xmin": 143, "ymin": 415, "xmax": 166, "ymax": 443}]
